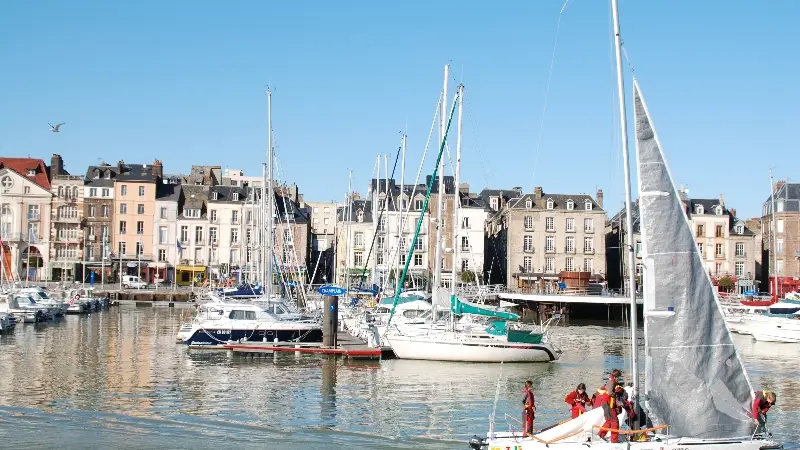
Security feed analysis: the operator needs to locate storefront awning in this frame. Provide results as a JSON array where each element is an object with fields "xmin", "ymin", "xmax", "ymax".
[
  {"xmin": 176, "ymin": 265, "xmax": 206, "ymax": 272},
  {"xmin": 148, "ymin": 262, "xmax": 170, "ymax": 269}
]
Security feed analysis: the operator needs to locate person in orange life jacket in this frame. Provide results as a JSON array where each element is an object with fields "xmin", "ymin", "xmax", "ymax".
[
  {"xmin": 565, "ymin": 383, "xmax": 591, "ymax": 418},
  {"xmin": 614, "ymin": 382, "xmax": 637, "ymax": 428},
  {"xmin": 522, "ymin": 380, "xmax": 536, "ymax": 435},
  {"xmin": 752, "ymin": 390, "xmax": 776, "ymax": 434},
  {"xmin": 596, "ymin": 370, "xmax": 622, "ymax": 443}
]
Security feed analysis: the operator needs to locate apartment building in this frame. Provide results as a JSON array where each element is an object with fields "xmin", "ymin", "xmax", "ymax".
[
  {"xmin": 306, "ymin": 201, "xmax": 337, "ymax": 284},
  {"xmin": 113, "ymin": 160, "xmax": 162, "ymax": 280},
  {"xmin": 607, "ymin": 191, "xmax": 758, "ymax": 294},
  {"xmin": 762, "ymin": 182, "xmax": 800, "ymax": 295},
  {"xmin": 175, "ymin": 184, "xmax": 210, "ymax": 285},
  {"xmin": 83, "ymin": 163, "xmax": 117, "ymax": 281},
  {"xmin": 48, "ymin": 154, "xmax": 85, "ymax": 281},
  {"xmin": 152, "ymin": 182, "xmax": 181, "ymax": 283},
  {"xmin": 0, "ymin": 157, "xmax": 53, "ymax": 280},
  {"xmin": 335, "ymin": 199, "xmax": 375, "ymax": 288},
  {"xmin": 207, "ymin": 185, "xmax": 250, "ymax": 281},
  {"xmin": 457, "ymin": 188, "xmax": 491, "ymax": 282},
  {"xmin": 486, "ymin": 186, "xmax": 606, "ymax": 290}
]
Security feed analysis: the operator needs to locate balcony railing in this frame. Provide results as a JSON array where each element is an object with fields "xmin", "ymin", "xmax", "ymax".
[
  {"xmin": 565, "ymin": 248, "xmax": 576, "ymax": 254},
  {"xmin": 27, "ymin": 214, "xmax": 41, "ymax": 221},
  {"xmin": 584, "ymin": 227, "xmax": 595, "ymax": 233},
  {"xmin": 460, "ymin": 246, "xmax": 471, "ymax": 252},
  {"xmin": 56, "ymin": 215, "xmax": 81, "ymax": 222},
  {"xmin": 523, "ymin": 247, "xmax": 535, "ymax": 254},
  {"xmin": 715, "ymin": 253, "xmax": 726, "ymax": 259},
  {"xmin": 584, "ymin": 248, "xmax": 595, "ymax": 254},
  {"xmin": 545, "ymin": 247, "xmax": 556, "ymax": 254}
]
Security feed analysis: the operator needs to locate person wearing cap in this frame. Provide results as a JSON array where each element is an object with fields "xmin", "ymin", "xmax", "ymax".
[
  {"xmin": 565, "ymin": 383, "xmax": 591, "ymax": 418},
  {"xmin": 752, "ymin": 390, "xmax": 777, "ymax": 434},
  {"xmin": 522, "ymin": 380, "xmax": 536, "ymax": 436}
]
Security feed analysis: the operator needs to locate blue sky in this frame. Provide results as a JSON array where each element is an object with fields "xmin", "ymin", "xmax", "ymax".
[{"xmin": 1, "ymin": 0, "xmax": 797, "ymax": 218}]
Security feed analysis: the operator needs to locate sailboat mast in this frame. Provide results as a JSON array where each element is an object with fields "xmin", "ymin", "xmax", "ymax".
[
  {"xmin": 450, "ymin": 83, "xmax": 464, "ymax": 297},
  {"xmin": 397, "ymin": 134, "xmax": 406, "ymax": 294},
  {"xmin": 266, "ymin": 88, "xmax": 274, "ymax": 299},
  {"xmin": 433, "ymin": 64, "xmax": 449, "ymax": 298},
  {"xmin": 371, "ymin": 155, "xmax": 380, "ymax": 288},
  {"xmin": 769, "ymin": 168, "xmax": 778, "ymax": 298},
  {"xmin": 384, "ymin": 153, "xmax": 389, "ymax": 288},
  {"xmin": 611, "ymin": 0, "xmax": 640, "ymax": 410}
]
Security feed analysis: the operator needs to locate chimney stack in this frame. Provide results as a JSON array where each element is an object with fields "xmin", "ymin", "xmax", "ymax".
[
  {"xmin": 596, "ymin": 188, "xmax": 604, "ymax": 208},
  {"xmin": 118, "ymin": 160, "xmax": 125, "ymax": 172},
  {"xmin": 731, "ymin": 208, "xmax": 737, "ymax": 218},
  {"xmin": 719, "ymin": 194, "xmax": 725, "ymax": 207},
  {"xmin": 774, "ymin": 181, "xmax": 786, "ymax": 194},
  {"xmin": 534, "ymin": 186, "xmax": 543, "ymax": 199},
  {"xmin": 459, "ymin": 182, "xmax": 469, "ymax": 194},
  {"xmin": 50, "ymin": 154, "xmax": 63, "ymax": 180},
  {"xmin": 152, "ymin": 160, "xmax": 163, "ymax": 178}
]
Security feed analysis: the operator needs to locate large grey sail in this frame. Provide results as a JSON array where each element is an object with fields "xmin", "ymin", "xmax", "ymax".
[{"xmin": 634, "ymin": 79, "xmax": 754, "ymax": 438}]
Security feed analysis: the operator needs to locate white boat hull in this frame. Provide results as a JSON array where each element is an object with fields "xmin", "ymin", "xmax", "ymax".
[
  {"xmin": 387, "ymin": 333, "xmax": 559, "ymax": 362},
  {"xmin": 480, "ymin": 435, "xmax": 782, "ymax": 449},
  {"xmin": 728, "ymin": 316, "xmax": 800, "ymax": 343}
]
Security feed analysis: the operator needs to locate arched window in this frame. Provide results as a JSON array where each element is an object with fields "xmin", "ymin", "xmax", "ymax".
[
  {"xmin": 72, "ymin": 186, "xmax": 79, "ymax": 198},
  {"xmin": 57, "ymin": 186, "xmax": 64, "ymax": 198}
]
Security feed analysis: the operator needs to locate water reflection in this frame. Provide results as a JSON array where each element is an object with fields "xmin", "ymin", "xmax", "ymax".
[{"xmin": 0, "ymin": 307, "xmax": 797, "ymax": 449}]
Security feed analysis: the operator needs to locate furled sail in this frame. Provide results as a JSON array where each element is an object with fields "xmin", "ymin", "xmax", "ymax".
[{"xmin": 634, "ymin": 79, "xmax": 755, "ymax": 438}]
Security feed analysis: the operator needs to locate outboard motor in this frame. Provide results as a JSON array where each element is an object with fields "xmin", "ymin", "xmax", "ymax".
[{"xmin": 468, "ymin": 435, "xmax": 486, "ymax": 450}]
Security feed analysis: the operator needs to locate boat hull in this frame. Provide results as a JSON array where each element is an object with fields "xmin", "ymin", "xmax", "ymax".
[
  {"xmin": 184, "ymin": 327, "xmax": 323, "ymax": 346},
  {"xmin": 479, "ymin": 435, "xmax": 782, "ymax": 449},
  {"xmin": 387, "ymin": 334, "xmax": 559, "ymax": 362}
]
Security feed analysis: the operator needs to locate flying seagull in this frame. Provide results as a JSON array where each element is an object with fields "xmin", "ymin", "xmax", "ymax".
[{"xmin": 48, "ymin": 122, "xmax": 65, "ymax": 132}]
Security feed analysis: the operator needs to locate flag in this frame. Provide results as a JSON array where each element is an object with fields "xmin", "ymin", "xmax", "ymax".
[{"xmin": 177, "ymin": 239, "xmax": 183, "ymax": 251}]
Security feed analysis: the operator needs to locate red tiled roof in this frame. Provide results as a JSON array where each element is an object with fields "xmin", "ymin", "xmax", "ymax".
[{"xmin": 0, "ymin": 157, "xmax": 51, "ymax": 190}]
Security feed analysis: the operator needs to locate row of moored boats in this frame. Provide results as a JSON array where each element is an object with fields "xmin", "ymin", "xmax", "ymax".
[{"xmin": 0, "ymin": 285, "xmax": 110, "ymax": 332}]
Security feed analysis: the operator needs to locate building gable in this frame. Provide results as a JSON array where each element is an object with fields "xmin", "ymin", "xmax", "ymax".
[{"xmin": 0, "ymin": 168, "xmax": 53, "ymax": 197}]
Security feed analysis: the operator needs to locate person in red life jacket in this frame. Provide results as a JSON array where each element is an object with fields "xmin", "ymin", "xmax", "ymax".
[
  {"xmin": 596, "ymin": 370, "xmax": 622, "ymax": 443},
  {"xmin": 565, "ymin": 383, "xmax": 591, "ymax": 418},
  {"xmin": 752, "ymin": 390, "xmax": 777, "ymax": 434},
  {"xmin": 522, "ymin": 380, "xmax": 536, "ymax": 436}
]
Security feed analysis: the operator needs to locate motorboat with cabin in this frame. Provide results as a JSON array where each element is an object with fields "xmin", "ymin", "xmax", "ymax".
[
  {"xmin": 19, "ymin": 287, "xmax": 68, "ymax": 317},
  {"xmin": 181, "ymin": 302, "xmax": 323, "ymax": 346},
  {"xmin": 0, "ymin": 294, "xmax": 51, "ymax": 323}
]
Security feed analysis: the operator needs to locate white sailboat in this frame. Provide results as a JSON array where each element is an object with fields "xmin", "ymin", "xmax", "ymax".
[
  {"xmin": 471, "ymin": 0, "xmax": 782, "ymax": 447},
  {"xmin": 384, "ymin": 69, "xmax": 561, "ymax": 363}
]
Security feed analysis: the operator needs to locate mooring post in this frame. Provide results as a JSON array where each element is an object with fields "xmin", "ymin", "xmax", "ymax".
[{"xmin": 322, "ymin": 295, "xmax": 339, "ymax": 348}]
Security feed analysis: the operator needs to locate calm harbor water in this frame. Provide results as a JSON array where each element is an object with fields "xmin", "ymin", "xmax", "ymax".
[{"xmin": 0, "ymin": 306, "xmax": 797, "ymax": 449}]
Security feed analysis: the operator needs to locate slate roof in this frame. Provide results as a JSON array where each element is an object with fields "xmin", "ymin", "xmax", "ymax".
[
  {"xmin": 764, "ymin": 183, "xmax": 800, "ymax": 214},
  {"xmin": 610, "ymin": 198, "xmax": 755, "ymax": 236},
  {"xmin": 85, "ymin": 164, "xmax": 119, "ymax": 187},
  {"xmin": 479, "ymin": 188, "xmax": 522, "ymax": 211},
  {"xmin": 156, "ymin": 182, "xmax": 181, "ymax": 201},
  {"xmin": 508, "ymin": 192, "xmax": 603, "ymax": 211},
  {"xmin": 338, "ymin": 199, "xmax": 373, "ymax": 223},
  {"xmin": 179, "ymin": 185, "xmax": 209, "ymax": 218},
  {"xmin": 0, "ymin": 157, "xmax": 51, "ymax": 190},
  {"xmin": 116, "ymin": 163, "xmax": 159, "ymax": 182},
  {"xmin": 209, "ymin": 185, "xmax": 251, "ymax": 203}
]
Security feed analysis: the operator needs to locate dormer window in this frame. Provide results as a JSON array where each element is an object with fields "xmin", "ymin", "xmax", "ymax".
[
  {"xmin": 490, "ymin": 197, "xmax": 499, "ymax": 211},
  {"xmin": 695, "ymin": 205, "xmax": 704, "ymax": 215},
  {"xmin": 93, "ymin": 170, "xmax": 100, "ymax": 179},
  {"xmin": 715, "ymin": 206, "xmax": 723, "ymax": 215},
  {"xmin": 104, "ymin": 170, "xmax": 110, "ymax": 179},
  {"xmin": 566, "ymin": 200, "xmax": 574, "ymax": 211},
  {"xmin": 584, "ymin": 201, "xmax": 593, "ymax": 211},
  {"xmin": 357, "ymin": 210, "xmax": 364, "ymax": 223},
  {"xmin": 232, "ymin": 192, "xmax": 239, "ymax": 201},
  {"xmin": 212, "ymin": 191, "xmax": 218, "ymax": 200},
  {"xmin": 525, "ymin": 199, "xmax": 532, "ymax": 209},
  {"xmin": 777, "ymin": 200, "xmax": 784, "ymax": 213},
  {"xmin": 184, "ymin": 209, "xmax": 200, "ymax": 218},
  {"xmin": 546, "ymin": 199, "xmax": 554, "ymax": 210},
  {"xmin": 26, "ymin": 169, "xmax": 36, "ymax": 176},
  {"xmin": 735, "ymin": 224, "xmax": 744, "ymax": 234}
]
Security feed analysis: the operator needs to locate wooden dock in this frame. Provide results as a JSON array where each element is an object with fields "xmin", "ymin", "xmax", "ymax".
[{"xmin": 221, "ymin": 331, "xmax": 393, "ymax": 360}]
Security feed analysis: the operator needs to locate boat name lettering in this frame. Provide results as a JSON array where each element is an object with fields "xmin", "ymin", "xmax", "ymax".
[
  {"xmin": 214, "ymin": 329, "xmax": 231, "ymax": 334},
  {"xmin": 489, "ymin": 446, "xmax": 521, "ymax": 450}
]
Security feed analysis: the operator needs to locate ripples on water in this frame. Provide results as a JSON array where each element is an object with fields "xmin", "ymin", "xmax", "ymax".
[{"xmin": 0, "ymin": 307, "xmax": 797, "ymax": 449}]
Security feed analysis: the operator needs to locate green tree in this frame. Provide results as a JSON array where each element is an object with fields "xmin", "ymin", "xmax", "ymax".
[
  {"xmin": 718, "ymin": 275, "xmax": 735, "ymax": 292},
  {"xmin": 460, "ymin": 271, "xmax": 476, "ymax": 284}
]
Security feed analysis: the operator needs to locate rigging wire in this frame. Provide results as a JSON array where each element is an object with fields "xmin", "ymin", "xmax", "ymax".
[{"xmin": 518, "ymin": 0, "xmax": 573, "ymax": 207}]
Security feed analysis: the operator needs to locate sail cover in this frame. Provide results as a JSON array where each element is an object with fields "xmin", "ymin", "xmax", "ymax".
[{"xmin": 634, "ymin": 79, "xmax": 755, "ymax": 438}]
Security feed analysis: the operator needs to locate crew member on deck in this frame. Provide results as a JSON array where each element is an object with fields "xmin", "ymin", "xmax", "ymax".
[
  {"xmin": 565, "ymin": 383, "xmax": 591, "ymax": 418},
  {"xmin": 752, "ymin": 390, "xmax": 777, "ymax": 434},
  {"xmin": 596, "ymin": 370, "xmax": 622, "ymax": 443},
  {"xmin": 522, "ymin": 380, "xmax": 536, "ymax": 436}
]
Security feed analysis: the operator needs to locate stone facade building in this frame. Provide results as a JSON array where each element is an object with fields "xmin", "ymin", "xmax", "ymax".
[
  {"xmin": 607, "ymin": 190, "xmax": 758, "ymax": 294},
  {"xmin": 0, "ymin": 157, "xmax": 53, "ymax": 281},
  {"xmin": 152, "ymin": 182, "xmax": 180, "ymax": 284},
  {"xmin": 83, "ymin": 163, "xmax": 118, "ymax": 281},
  {"xmin": 762, "ymin": 182, "xmax": 800, "ymax": 295},
  {"xmin": 48, "ymin": 154, "xmax": 85, "ymax": 282},
  {"xmin": 486, "ymin": 186, "xmax": 606, "ymax": 291}
]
